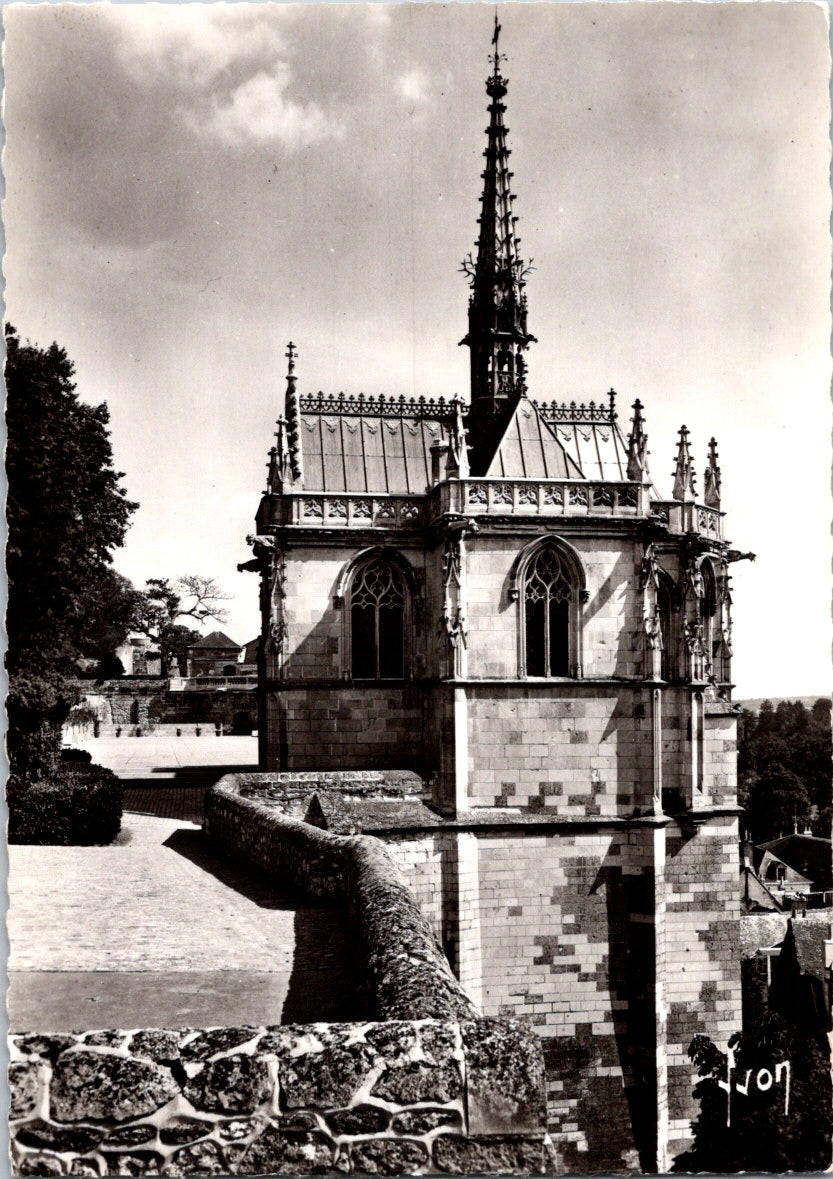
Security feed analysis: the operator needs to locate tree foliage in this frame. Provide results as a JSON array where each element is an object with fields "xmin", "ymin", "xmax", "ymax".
[
  {"xmin": 131, "ymin": 575, "xmax": 229, "ymax": 675},
  {"xmin": 738, "ymin": 698, "xmax": 832, "ymax": 841},
  {"xmin": 673, "ymin": 1014, "xmax": 831, "ymax": 1173},
  {"xmin": 6, "ymin": 326, "xmax": 138, "ymax": 778}
]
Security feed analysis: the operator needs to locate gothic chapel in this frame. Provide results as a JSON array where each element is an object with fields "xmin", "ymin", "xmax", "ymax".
[{"xmin": 245, "ymin": 22, "xmax": 746, "ymax": 1173}]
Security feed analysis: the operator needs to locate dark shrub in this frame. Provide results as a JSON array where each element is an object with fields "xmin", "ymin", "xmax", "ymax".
[
  {"xmin": 8, "ymin": 764, "xmax": 123, "ymax": 845},
  {"xmin": 60, "ymin": 747, "xmax": 93, "ymax": 764}
]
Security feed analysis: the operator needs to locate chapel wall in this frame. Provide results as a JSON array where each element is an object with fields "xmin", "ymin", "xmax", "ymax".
[
  {"xmin": 663, "ymin": 816, "xmax": 742, "ymax": 1154},
  {"xmin": 464, "ymin": 535, "xmax": 645, "ymax": 680},
  {"xmin": 702, "ymin": 708, "xmax": 738, "ymax": 808},
  {"xmin": 276, "ymin": 545, "xmax": 429, "ymax": 682},
  {"xmin": 260, "ymin": 685, "xmax": 424, "ymax": 772},
  {"xmin": 468, "ymin": 826, "xmax": 661, "ymax": 1172},
  {"xmin": 464, "ymin": 685, "xmax": 654, "ymax": 813}
]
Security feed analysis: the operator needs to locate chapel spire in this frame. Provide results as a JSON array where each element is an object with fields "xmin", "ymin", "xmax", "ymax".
[{"xmin": 460, "ymin": 14, "xmax": 536, "ymax": 420}]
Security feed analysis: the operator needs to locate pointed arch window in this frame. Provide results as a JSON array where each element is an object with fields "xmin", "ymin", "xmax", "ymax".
[
  {"xmin": 349, "ymin": 557, "xmax": 406, "ymax": 680},
  {"xmin": 657, "ymin": 572, "xmax": 678, "ymax": 682},
  {"xmin": 523, "ymin": 545, "xmax": 575, "ymax": 677},
  {"xmin": 700, "ymin": 559, "xmax": 719, "ymax": 675}
]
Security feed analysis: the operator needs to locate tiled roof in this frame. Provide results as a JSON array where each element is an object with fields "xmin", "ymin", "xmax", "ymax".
[
  {"xmin": 790, "ymin": 919, "xmax": 828, "ymax": 981},
  {"xmin": 190, "ymin": 630, "xmax": 241, "ymax": 651},
  {"xmin": 756, "ymin": 834, "xmax": 833, "ymax": 889}
]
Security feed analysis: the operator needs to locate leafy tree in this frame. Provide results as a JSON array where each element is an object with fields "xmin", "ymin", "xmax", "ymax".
[
  {"xmin": 744, "ymin": 765, "xmax": 811, "ymax": 843},
  {"xmin": 673, "ymin": 1014, "xmax": 830, "ymax": 1173},
  {"xmin": 77, "ymin": 570, "xmax": 144, "ymax": 673},
  {"xmin": 159, "ymin": 623, "xmax": 200, "ymax": 677},
  {"xmin": 739, "ymin": 698, "xmax": 831, "ymax": 840},
  {"xmin": 86, "ymin": 652, "xmax": 126, "ymax": 679},
  {"xmin": 131, "ymin": 575, "xmax": 229, "ymax": 675},
  {"xmin": 6, "ymin": 326, "xmax": 137, "ymax": 780}
]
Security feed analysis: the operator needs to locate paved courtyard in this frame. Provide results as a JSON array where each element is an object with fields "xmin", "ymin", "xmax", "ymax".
[
  {"xmin": 66, "ymin": 730, "xmax": 260, "ymax": 822},
  {"xmin": 8, "ymin": 733, "xmax": 361, "ymax": 1032}
]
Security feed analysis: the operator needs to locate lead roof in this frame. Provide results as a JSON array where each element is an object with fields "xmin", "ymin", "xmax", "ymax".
[{"xmin": 295, "ymin": 391, "xmax": 632, "ymax": 494}]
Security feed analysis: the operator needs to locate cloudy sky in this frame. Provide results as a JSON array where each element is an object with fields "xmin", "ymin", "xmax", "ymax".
[{"xmin": 4, "ymin": 1, "xmax": 831, "ymax": 698}]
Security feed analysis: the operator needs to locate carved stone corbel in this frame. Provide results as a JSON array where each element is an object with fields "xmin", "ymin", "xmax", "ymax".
[
  {"xmin": 267, "ymin": 546, "xmax": 288, "ymax": 672},
  {"xmin": 640, "ymin": 544, "xmax": 663, "ymax": 677},
  {"xmin": 439, "ymin": 517, "xmax": 478, "ymax": 678}
]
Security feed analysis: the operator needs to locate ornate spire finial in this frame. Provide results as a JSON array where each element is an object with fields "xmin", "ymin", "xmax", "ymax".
[
  {"xmin": 490, "ymin": 11, "xmax": 503, "ymax": 76},
  {"xmin": 671, "ymin": 425, "xmax": 696, "ymax": 502},
  {"xmin": 704, "ymin": 437, "xmax": 721, "ymax": 509},
  {"xmin": 448, "ymin": 396, "xmax": 470, "ymax": 479},
  {"xmin": 626, "ymin": 399, "xmax": 650, "ymax": 481},
  {"xmin": 284, "ymin": 341, "xmax": 302, "ymax": 484},
  {"xmin": 460, "ymin": 18, "xmax": 536, "ymax": 417}
]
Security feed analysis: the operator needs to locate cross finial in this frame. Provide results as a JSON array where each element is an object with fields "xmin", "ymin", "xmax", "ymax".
[
  {"xmin": 285, "ymin": 341, "xmax": 296, "ymax": 376},
  {"xmin": 489, "ymin": 11, "xmax": 503, "ymax": 73}
]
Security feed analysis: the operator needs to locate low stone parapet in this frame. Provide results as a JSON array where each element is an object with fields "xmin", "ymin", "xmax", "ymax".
[
  {"xmin": 10, "ymin": 1019, "xmax": 547, "ymax": 1175},
  {"xmin": 204, "ymin": 775, "xmax": 472, "ymax": 1022}
]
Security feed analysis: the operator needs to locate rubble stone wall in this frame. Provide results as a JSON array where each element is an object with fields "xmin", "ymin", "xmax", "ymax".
[
  {"xmin": 204, "ymin": 779, "xmax": 474, "ymax": 1022},
  {"xmin": 10, "ymin": 1019, "xmax": 548, "ymax": 1176},
  {"xmin": 66, "ymin": 679, "xmax": 258, "ymax": 734}
]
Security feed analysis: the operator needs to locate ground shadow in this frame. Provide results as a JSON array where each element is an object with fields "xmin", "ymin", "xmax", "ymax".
[
  {"xmin": 123, "ymin": 764, "xmax": 256, "ymax": 822},
  {"xmin": 162, "ymin": 827, "xmax": 363, "ymax": 1022},
  {"xmin": 163, "ymin": 827, "xmax": 299, "ymax": 909},
  {"xmin": 150, "ymin": 764, "xmax": 257, "ymax": 784}
]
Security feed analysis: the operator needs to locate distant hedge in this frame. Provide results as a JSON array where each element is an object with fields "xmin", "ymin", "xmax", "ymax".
[{"xmin": 8, "ymin": 763, "xmax": 123, "ymax": 845}]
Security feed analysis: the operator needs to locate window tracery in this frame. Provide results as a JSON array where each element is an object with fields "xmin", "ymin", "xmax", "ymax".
[
  {"xmin": 349, "ymin": 557, "xmax": 406, "ymax": 680},
  {"xmin": 523, "ymin": 545, "xmax": 574, "ymax": 677}
]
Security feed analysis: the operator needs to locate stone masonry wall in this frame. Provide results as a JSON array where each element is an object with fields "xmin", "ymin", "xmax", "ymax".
[
  {"xmin": 341, "ymin": 816, "xmax": 667, "ymax": 1171},
  {"xmin": 663, "ymin": 815, "xmax": 742, "ymax": 1155},
  {"xmin": 701, "ymin": 707, "xmax": 738, "ymax": 809},
  {"xmin": 465, "ymin": 535, "xmax": 644, "ymax": 680},
  {"xmin": 467, "ymin": 825, "xmax": 663, "ymax": 1172},
  {"xmin": 261, "ymin": 685, "xmax": 424, "ymax": 773},
  {"xmin": 276, "ymin": 545, "xmax": 428, "ymax": 682},
  {"xmin": 464, "ymin": 685, "xmax": 654, "ymax": 813},
  {"xmin": 10, "ymin": 1019, "xmax": 548, "ymax": 1177}
]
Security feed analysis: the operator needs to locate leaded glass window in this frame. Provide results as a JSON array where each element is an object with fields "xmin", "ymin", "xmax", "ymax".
[
  {"xmin": 658, "ymin": 575, "xmax": 675, "ymax": 682},
  {"xmin": 524, "ymin": 546, "xmax": 572, "ymax": 676},
  {"xmin": 350, "ymin": 558, "xmax": 406, "ymax": 679}
]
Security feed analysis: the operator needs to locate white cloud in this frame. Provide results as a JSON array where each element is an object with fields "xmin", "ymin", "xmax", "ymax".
[
  {"xmin": 199, "ymin": 67, "xmax": 344, "ymax": 149},
  {"xmin": 110, "ymin": 5, "xmax": 287, "ymax": 88},
  {"xmin": 396, "ymin": 67, "xmax": 431, "ymax": 106},
  {"xmin": 107, "ymin": 4, "xmax": 343, "ymax": 149}
]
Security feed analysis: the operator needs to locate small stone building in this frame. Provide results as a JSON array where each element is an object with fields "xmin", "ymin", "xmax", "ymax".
[
  {"xmin": 186, "ymin": 631, "xmax": 243, "ymax": 678},
  {"xmin": 243, "ymin": 27, "xmax": 747, "ymax": 1172}
]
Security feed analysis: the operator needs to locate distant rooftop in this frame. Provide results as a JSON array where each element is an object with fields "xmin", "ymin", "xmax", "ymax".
[{"xmin": 190, "ymin": 630, "xmax": 241, "ymax": 651}]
